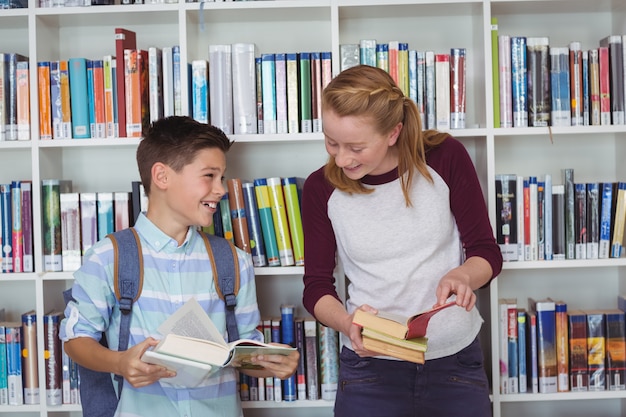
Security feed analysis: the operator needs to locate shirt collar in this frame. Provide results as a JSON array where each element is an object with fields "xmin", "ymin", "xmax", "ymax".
[{"xmin": 133, "ymin": 213, "xmax": 198, "ymax": 254}]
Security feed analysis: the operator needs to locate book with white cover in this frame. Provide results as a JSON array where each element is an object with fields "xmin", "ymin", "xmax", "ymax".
[
  {"xmin": 208, "ymin": 44, "xmax": 233, "ymax": 134},
  {"xmin": 231, "ymin": 43, "xmax": 257, "ymax": 134},
  {"xmin": 161, "ymin": 46, "xmax": 175, "ymax": 118},
  {"xmin": 275, "ymin": 53, "xmax": 288, "ymax": 134},
  {"xmin": 261, "ymin": 53, "xmax": 277, "ymax": 134},
  {"xmin": 148, "ymin": 47, "xmax": 163, "ymax": 123}
]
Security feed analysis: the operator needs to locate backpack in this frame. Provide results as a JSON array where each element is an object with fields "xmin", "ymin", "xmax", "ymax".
[{"xmin": 62, "ymin": 227, "xmax": 240, "ymax": 417}]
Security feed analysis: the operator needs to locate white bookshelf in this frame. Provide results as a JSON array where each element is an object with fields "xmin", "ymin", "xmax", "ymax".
[{"xmin": 1, "ymin": 0, "xmax": 625, "ymax": 416}]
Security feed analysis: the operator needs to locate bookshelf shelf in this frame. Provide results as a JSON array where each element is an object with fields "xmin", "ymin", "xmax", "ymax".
[{"xmin": 0, "ymin": 0, "xmax": 624, "ymax": 416}]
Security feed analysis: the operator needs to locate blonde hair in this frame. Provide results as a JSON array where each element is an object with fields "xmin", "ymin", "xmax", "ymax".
[{"xmin": 322, "ymin": 65, "xmax": 448, "ymax": 206}]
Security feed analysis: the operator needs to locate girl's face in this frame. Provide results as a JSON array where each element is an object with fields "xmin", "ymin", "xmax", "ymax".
[{"xmin": 323, "ymin": 109, "xmax": 402, "ymax": 180}]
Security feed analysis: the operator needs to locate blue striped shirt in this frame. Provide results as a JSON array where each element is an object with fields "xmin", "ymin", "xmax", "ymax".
[{"xmin": 60, "ymin": 213, "xmax": 262, "ymax": 417}]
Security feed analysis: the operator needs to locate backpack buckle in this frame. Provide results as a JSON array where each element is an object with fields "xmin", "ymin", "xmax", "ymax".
[
  {"xmin": 224, "ymin": 293, "xmax": 237, "ymax": 309},
  {"xmin": 119, "ymin": 297, "xmax": 133, "ymax": 315}
]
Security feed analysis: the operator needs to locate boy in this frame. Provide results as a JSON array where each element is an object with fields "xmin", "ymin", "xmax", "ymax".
[{"xmin": 60, "ymin": 116, "xmax": 298, "ymax": 416}]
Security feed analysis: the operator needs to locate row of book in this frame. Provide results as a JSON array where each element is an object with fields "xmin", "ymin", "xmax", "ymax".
[
  {"xmin": 240, "ymin": 307, "xmax": 339, "ymax": 402},
  {"xmin": 0, "ymin": 306, "xmax": 337, "ymax": 406},
  {"xmin": 0, "ymin": 0, "xmax": 26, "ymax": 8},
  {"xmin": 0, "ymin": 53, "xmax": 30, "ymax": 141},
  {"xmin": 340, "ymin": 40, "xmax": 467, "ymax": 130},
  {"xmin": 493, "ymin": 27, "xmax": 626, "ymax": 128},
  {"xmin": 495, "ymin": 169, "xmax": 626, "ymax": 262},
  {"xmin": 498, "ymin": 296, "xmax": 626, "ymax": 395},
  {"xmin": 211, "ymin": 178, "xmax": 305, "ymax": 268}
]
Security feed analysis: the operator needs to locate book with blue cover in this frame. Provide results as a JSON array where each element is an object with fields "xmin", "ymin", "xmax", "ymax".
[
  {"xmin": 510, "ymin": 36, "xmax": 528, "ymax": 127},
  {"xmin": 68, "ymin": 58, "xmax": 90, "ymax": 138},
  {"xmin": 242, "ymin": 181, "xmax": 267, "ymax": 267},
  {"xmin": 599, "ymin": 182, "xmax": 614, "ymax": 259},
  {"xmin": 253, "ymin": 178, "xmax": 281, "ymax": 267},
  {"xmin": 6, "ymin": 323, "xmax": 23, "ymax": 405},
  {"xmin": 517, "ymin": 309, "xmax": 527, "ymax": 393},
  {"xmin": 530, "ymin": 298, "xmax": 557, "ymax": 393}
]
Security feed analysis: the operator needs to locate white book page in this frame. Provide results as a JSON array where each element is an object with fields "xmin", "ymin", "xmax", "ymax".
[{"xmin": 156, "ymin": 298, "xmax": 227, "ymax": 348}]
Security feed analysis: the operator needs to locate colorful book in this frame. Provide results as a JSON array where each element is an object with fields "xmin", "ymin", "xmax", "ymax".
[
  {"xmin": 526, "ymin": 37, "xmax": 550, "ymax": 127},
  {"xmin": 48, "ymin": 61, "xmax": 62, "ymax": 138},
  {"xmin": 96, "ymin": 192, "xmax": 114, "ymax": 241},
  {"xmin": 281, "ymin": 177, "xmax": 304, "ymax": 267},
  {"xmin": 241, "ymin": 181, "xmax": 267, "ymax": 267},
  {"xmin": 507, "ymin": 300, "xmax": 519, "ymax": 393},
  {"xmin": 266, "ymin": 177, "xmax": 295, "ymax": 266},
  {"xmin": 530, "ymin": 298, "xmax": 557, "ymax": 393},
  {"xmin": 586, "ymin": 310, "xmax": 606, "ymax": 391},
  {"xmin": 598, "ymin": 46, "xmax": 611, "ymax": 125},
  {"xmin": 424, "ymin": 50, "xmax": 436, "ymax": 130},
  {"xmin": 311, "ymin": 52, "xmax": 323, "ymax": 133},
  {"xmin": 16, "ymin": 60, "xmax": 29, "ymax": 140},
  {"xmin": 253, "ymin": 178, "xmax": 281, "ymax": 267},
  {"xmin": 569, "ymin": 41, "xmax": 584, "ymax": 126},
  {"xmin": 114, "ymin": 191, "xmax": 131, "ymax": 231},
  {"xmin": 610, "ymin": 182, "xmax": 626, "ymax": 258},
  {"xmin": 10, "ymin": 181, "xmax": 22, "ymax": 273},
  {"xmin": 563, "ymin": 168, "xmax": 576, "ymax": 260},
  {"xmin": 191, "ymin": 59, "xmax": 208, "ymax": 124},
  {"xmin": 103, "ymin": 55, "xmax": 118, "ymax": 137},
  {"xmin": 376, "ymin": 43, "xmax": 389, "ymax": 72},
  {"xmin": 37, "ymin": 61, "xmax": 53, "ymax": 140},
  {"xmin": 568, "ymin": 309, "xmax": 589, "ymax": 392},
  {"xmin": 600, "ymin": 35, "xmax": 625, "ymax": 124},
  {"xmin": 339, "ymin": 43, "xmax": 359, "ymax": 72},
  {"xmin": 68, "ymin": 57, "xmax": 90, "ymax": 138},
  {"xmin": 510, "ymin": 36, "xmax": 528, "ymax": 127},
  {"xmin": 544, "ymin": 174, "xmax": 553, "ymax": 260},
  {"xmin": 359, "ymin": 39, "xmax": 376, "ymax": 66},
  {"xmin": 528, "ymin": 311, "xmax": 539, "ymax": 393},
  {"xmin": 161, "ymin": 46, "xmax": 174, "ymax": 118},
  {"xmin": 280, "ymin": 305, "xmax": 296, "ymax": 401},
  {"xmin": 294, "ymin": 318, "xmax": 306, "ymax": 400},
  {"xmin": 397, "ymin": 42, "xmax": 409, "ymax": 97},
  {"xmin": 434, "ymin": 53, "xmax": 450, "ymax": 131},
  {"xmin": 42, "ymin": 179, "xmax": 68, "ymax": 272},
  {"xmin": 299, "ymin": 52, "xmax": 313, "ymax": 133},
  {"xmin": 286, "ymin": 52, "xmax": 299, "ymax": 134},
  {"xmin": 115, "ymin": 27, "xmax": 137, "ymax": 138},
  {"xmin": 0, "ymin": 321, "xmax": 7, "ymax": 405},
  {"xmin": 604, "ymin": 309, "xmax": 626, "ymax": 390},
  {"xmin": 208, "ymin": 44, "xmax": 233, "ymax": 134},
  {"xmin": 599, "ymin": 182, "xmax": 615, "ymax": 258},
  {"xmin": 227, "ymin": 178, "xmax": 251, "ymax": 254},
  {"xmin": 517, "ymin": 309, "xmax": 528, "ymax": 393},
  {"xmin": 589, "ymin": 49, "xmax": 601, "ymax": 126},
  {"xmin": 255, "ymin": 57, "xmax": 263, "ymax": 134},
  {"xmin": 6, "ymin": 323, "xmax": 23, "ymax": 405},
  {"xmin": 219, "ymin": 193, "xmax": 234, "ymax": 245},
  {"xmin": 586, "ymin": 182, "xmax": 600, "ymax": 259},
  {"xmin": 553, "ymin": 300, "xmax": 569, "ymax": 392},
  {"xmin": 172, "ymin": 45, "xmax": 183, "ymax": 116},
  {"xmin": 59, "ymin": 60, "xmax": 72, "ymax": 139},
  {"xmin": 574, "ymin": 182, "xmax": 587, "ymax": 259},
  {"xmin": 303, "ymin": 318, "xmax": 319, "ymax": 400},
  {"xmin": 0, "ymin": 184, "xmax": 11, "ymax": 272},
  {"xmin": 21, "ymin": 180, "xmax": 33, "ymax": 272},
  {"xmin": 550, "ymin": 47, "xmax": 571, "ymax": 127},
  {"xmin": 317, "ymin": 322, "xmax": 339, "ymax": 401},
  {"xmin": 275, "ymin": 52, "xmax": 289, "ymax": 134},
  {"xmin": 124, "ymin": 49, "xmax": 148, "ymax": 137},
  {"xmin": 44, "ymin": 310, "xmax": 63, "ymax": 405}
]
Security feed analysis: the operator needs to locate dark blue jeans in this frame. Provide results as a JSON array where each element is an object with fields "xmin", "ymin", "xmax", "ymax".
[{"xmin": 334, "ymin": 338, "xmax": 491, "ymax": 417}]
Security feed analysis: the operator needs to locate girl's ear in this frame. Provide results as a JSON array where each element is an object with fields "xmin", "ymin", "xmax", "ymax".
[{"xmin": 388, "ymin": 122, "xmax": 403, "ymax": 146}]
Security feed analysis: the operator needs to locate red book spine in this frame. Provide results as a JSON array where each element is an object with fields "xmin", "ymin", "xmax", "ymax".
[{"xmin": 115, "ymin": 28, "xmax": 137, "ymax": 138}]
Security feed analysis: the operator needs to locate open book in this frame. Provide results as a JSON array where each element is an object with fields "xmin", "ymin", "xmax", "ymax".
[
  {"xmin": 142, "ymin": 298, "xmax": 295, "ymax": 387},
  {"xmin": 352, "ymin": 301, "xmax": 456, "ymax": 340}
]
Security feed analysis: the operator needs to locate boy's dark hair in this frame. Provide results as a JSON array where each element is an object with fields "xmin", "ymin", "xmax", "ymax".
[{"xmin": 136, "ymin": 116, "xmax": 233, "ymax": 195}]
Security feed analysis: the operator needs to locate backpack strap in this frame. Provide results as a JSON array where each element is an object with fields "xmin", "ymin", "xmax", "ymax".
[
  {"xmin": 199, "ymin": 231, "xmax": 240, "ymax": 342},
  {"xmin": 107, "ymin": 227, "xmax": 144, "ymax": 393}
]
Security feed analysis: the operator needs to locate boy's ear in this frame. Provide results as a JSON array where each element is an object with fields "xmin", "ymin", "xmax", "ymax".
[{"xmin": 152, "ymin": 162, "xmax": 169, "ymax": 190}]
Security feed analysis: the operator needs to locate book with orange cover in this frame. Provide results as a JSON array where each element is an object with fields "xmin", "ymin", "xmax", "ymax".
[
  {"xmin": 115, "ymin": 28, "xmax": 136, "ymax": 138},
  {"xmin": 124, "ymin": 49, "xmax": 142, "ymax": 138},
  {"xmin": 92, "ymin": 59, "xmax": 106, "ymax": 138},
  {"xmin": 37, "ymin": 61, "xmax": 52, "ymax": 140},
  {"xmin": 16, "ymin": 60, "xmax": 29, "ymax": 140},
  {"xmin": 352, "ymin": 301, "xmax": 456, "ymax": 340}
]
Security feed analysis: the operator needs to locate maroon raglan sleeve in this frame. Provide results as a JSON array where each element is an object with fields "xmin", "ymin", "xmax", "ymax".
[
  {"xmin": 428, "ymin": 137, "xmax": 503, "ymax": 283},
  {"xmin": 301, "ymin": 167, "xmax": 343, "ymax": 317}
]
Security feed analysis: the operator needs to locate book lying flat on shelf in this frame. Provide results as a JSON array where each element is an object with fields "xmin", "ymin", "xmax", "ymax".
[
  {"xmin": 352, "ymin": 301, "xmax": 456, "ymax": 340},
  {"xmin": 141, "ymin": 298, "xmax": 295, "ymax": 388}
]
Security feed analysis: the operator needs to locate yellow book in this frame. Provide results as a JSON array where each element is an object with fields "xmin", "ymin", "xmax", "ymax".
[
  {"xmin": 362, "ymin": 335, "xmax": 425, "ymax": 364},
  {"xmin": 265, "ymin": 177, "xmax": 294, "ymax": 266}
]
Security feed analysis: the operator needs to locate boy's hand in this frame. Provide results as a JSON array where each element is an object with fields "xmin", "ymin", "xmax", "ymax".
[
  {"xmin": 246, "ymin": 343, "xmax": 300, "ymax": 380},
  {"xmin": 121, "ymin": 337, "xmax": 176, "ymax": 387}
]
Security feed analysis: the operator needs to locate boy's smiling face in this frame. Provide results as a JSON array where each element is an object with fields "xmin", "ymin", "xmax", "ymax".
[{"xmin": 165, "ymin": 147, "xmax": 227, "ymax": 230}]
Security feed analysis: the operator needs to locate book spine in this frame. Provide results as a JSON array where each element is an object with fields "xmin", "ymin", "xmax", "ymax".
[
  {"xmin": 568, "ymin": 311, "xmax": 589, "ymax": 392},
  {"xmin": 408, "ymin": 50, "xmax": 417, "ymax": 105},
  {"xmin": 599, "ymin": 182, "xmax": 614, "ymax": 259},
  {"xmin": 87, "ymin": 59, "xmax": 96, "ymax": 137},
  {"xmin": 552, "ymin": 184, "xmax": 566, "ymax": 260},
  {"xmin": 398, "ymin": 42, "xmax": 409, "ymax": 97},
  {"xmin": 294, "ymin": 318, "xmax": 307, "ymax": 400},
  {"xmin": 434, "ymin": 53, "xmax": 450, "ymax": 131},
  {"xmin": 231, "ymin": 43, "xmax": 257, "ymax": 134},
  {"xmin": 59, "ymin": 61, "xmax": 72, "ymax": 139},
  {"xmin": 147, "ymin": 47, "xmax": 163, "ymax": 124},
  {"xmin": 281, "ymin": 177, "xmax": 305, "ymax": 267},
  {"xmin": 569, "ymin": 41, "xmax": 584, "ymax": 126},
  {"xmin": 311, "ymin": 52, "xmax": 323, "ymax": 133},
  {"xmin": 535, "ymin": 300, "xmax": 557, "ymax": 393},
  {"xmin": 79, "ymin": 192, "xmax": 97, "ymax": 258},
  {"xmin": 544, "ymin": 174, "xmax": 553, "ymax": 260},
  {"xmin": 523, "ymin": 178, "xmax": 530, "ymax": 260},
  {"xmin": 526, "ymin": 37, "xmax": 550, "ymax": 127},
  {"xmin": 92, "ymin": 60, "xmax": 106, "ymax": 138},
  {"xmin": 10, "ymin": 181, "xmax": 22, "ymax": 273},
  {"xmin": 50, "ymin": 61, "xmax": 63, "ymax": 139},
  {"xmin": 191, "ymin": 59, "xmax": 208, "ymax": 124},
  {"xmin": 495, "ymin": 174, "xmax": 518, "ymax": 262},
  {"xmin": 299, "ymin": 52, "xmax": 312, "ymax": 133},
  {"xmin": 219, "ymin": 193, "xmax": 234, "ymax": 245},
  {"xmin": 61, "ymin": 344, "xmax": 71, "ymax": 404},
  {"xmin": 491, "ymin": 18, "xmax": 500, "ymax": 128},
  {"xmin": 266, "ymin": 177, "xmax": 294, "ymax": 266},
  {"xmin": 280, "ymin": 305, "xmax": 296, "ymax": 402},
  {"xmin": 96, "ymin": 192, "xmax": 114, "ymax": 241},
  {"xmin": 208, "ymin": 44, "xmax": 233, "ymax": 134},
  {"xmin": 550, "ymin": 47, "xmax": 571, "ymax": 127},
  {"xmin": 600, "ymin": 35, "xmax": 625, "ymax": 124},
  {"xmin": 261, "ymin": 53, "xmax": 277, "ymax": 134},
  {"xmin": 589, "ymin": 49, "xmax": 601, "ymax": 126},
  {"xmin": 563, "ymin": 168, "xmax": 576, "ymax": 259},
  {"xmin": 21, "ymin": 181, "xmax": 33, "ymax": 272},
  {"xmin": 587, "ymin": 311, "xmax": 606, "ymax": 391},
  {"xmin": 304, "ymin": 319, "xmax": 319, "ymax": 400},
  {"xmin": 16, "ymin": 60, "xmax": 29, "ymax": 140},
  {"xmin": 359, "ymin": 39, "xmax": 376, "ymax": 66},
  {"xmin": 516, "ymin": 175, "xmax": 525, "ymax": 261},
  {"xmin": 42, "ymin": 180, "xmax": 63, "ymax": 272},
  {"xmin": 60, "ymin": 192, "xmax": 81, "ymax": 271},
  {"xmin": 582, "ymin": 50, "xmax": 590, "ymax": 125},
  {"xmin": 275, "ymin": 52, "xmax": 289, "ymax": 134},
  {"xmin": 555, "ymin": 301, "xmax": 569, "ymax": 392},
  {"xmin": 376, "ymin": 43, "xmax": 389, "ymax": 72},
  {"xmin": 271, "ymin": 318, "xmax": 282, "ymax": 401},
  {"xmin": 37, "ymin": 61, "xmax": 52, "ymax": 140},
  {"xmin": 340, "ymin": 44, "xmax": 359, "ymax": 72},
  {"xmin": 517, "ymin": 310, "xmax": 527, "ymax": 393},
  {"xmin": 317, "ymin": 322, "xmax": 339, "ymax": 401},
  {"xmin": 424, "ymin": 50, "xmax": 436, "ymax": 130},
  {"xmin": 605, "ymin": 310, "xmax": 626, "ymax": 390},
  {"xmin": 227, "ymin": 179, "xmax": 251, "ymax": 254},
  {"xmin": 68, "ymin": 57, "xmax": 90, "ymax": 138},
  {"xmin": 507, "ymin": 302, "xmax": 519, "ymax": 393},
  {"xmin": 125, "ymin": 50, "xmax": 142, "ymax": 137},
  {"xmin": 21, "ymin": 311, "xmax": 39, "ymax": 404},
  {"xmin": 115, "ymin": 28, "xmax": 137, "ymax": 137},
  {"xmin": 538, "ymin": 180, "xmax": 545, "ymax": 260},
  {"xmin": 113, "ymin": 192, "xmax": 131, "ymax": 231},
  {"xmin": 598, "ymin": 46, "xmax": 611, "ymax": 125},
  {"xmin": 6, "ymin": 325, "xmax": 23, "ymax": 405},
  {"xmin": 575, "ymin": 182, "xmax": 587, "ymax": 259},
  {"xmin": 498, "ymin": 299, "xmax": 510, "ymax": 393},
  {"xmin": 0, "ymin": 323, "xmax": 7, "ymax": 405},
  {"xmin": 44, "ymin": 312, "xmax": 62, "ymax": 405},
  {"xmin": 529, "ymin": 176, "xmax": 538, "ymax": 261},
  {"xmin": 529, "ymin": 312, "xmax": 539, "ymax": 393},
  {"xmin": 161, "ymin": 46, "xmax": 175, "ymax": 118},
  {"xmin": 416, "ymin": 51, "xmax": 426, "ymax": 126},
  {"xmin": 0, "ymin": 184, "xmax": 12, "ymax": 272},
  {"xmin": 241, "ymin": 181, "xmax": 267, "ymax": 267},
  {"xmin": 321, "ymin": 52, "xmax": 332, "ymax": 91},
  {"xmin": 261, "ymin": 319, "xmax": 274, "ymax": 401},
  {"xmin": 498, "ymin": 35, "xmax": 513, "ymax": 127},
  {"xmin": 5, "ymin": 54, "xmax": 22, "ymax": 141},
  {"xmin": 449, "ymin": 47, "xmax": 466, "ymax": 129},
  {"xmin": 255, "ymin": 57, "xmax": 264, "ymax": 134},
  {"xmin": 611, "ymin": 182, "xmax": 626, "ymax": 258},
  {"xmin": 172, "ymin": 45, "xmax": 183, "ymax": 116},
  {"xmin": 103, "ymin": 55, "xmax": 117, "ymax": 137},
  {"xmin": 511, "ymin": 36, "xmax": 528, "ymax": 127},
  {"xmin": 253, "ymin": 179, "xmax": 281, "ymax": 267},
  {"xmin": 286, "ymin": 53, "xmax": 299, "ymax": 134},
  {"xmin": 586, "ymin": 182, "xmax": 600, "ymax": 259}
]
